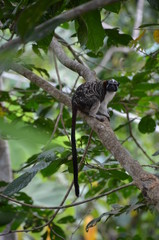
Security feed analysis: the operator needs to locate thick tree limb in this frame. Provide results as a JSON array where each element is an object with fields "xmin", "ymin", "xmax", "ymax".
[
  {"xmin": 11, "ymin": 39, "xmax": 159, "ymax": 212},
  {"xmin": 50, "ymin": 37, "xmax": 159, "ymax": 211},
  {"xmin": 50, "ymin": 38, "xmax": 96, "ymax": 82},
  {"xmin": 11, "ymin": 63, "xmax": 71, "ymax": 108}
]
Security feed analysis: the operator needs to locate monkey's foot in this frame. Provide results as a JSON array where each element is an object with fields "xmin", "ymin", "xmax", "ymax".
[{"xmin": 96, "ymin": 114, "xmax": 110, "ymax": 122}]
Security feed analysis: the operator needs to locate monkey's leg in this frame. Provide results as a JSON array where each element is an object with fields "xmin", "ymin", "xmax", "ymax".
[
  {"xmin": 98, "ymin": 103, "xmax": 110, "ymax": 121},
  {"xmin": 89, "ymin": 100, "xmax": 106, "ymax": 121}
]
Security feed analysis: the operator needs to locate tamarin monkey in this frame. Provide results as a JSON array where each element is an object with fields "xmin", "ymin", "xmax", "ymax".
[{"xmin": 71, "ymin": 79, "xmax": 120, "ymax": 197}]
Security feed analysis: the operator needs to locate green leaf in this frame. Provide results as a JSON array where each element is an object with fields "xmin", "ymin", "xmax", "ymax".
[
  {"xmin": 0, "ymin": 48, "xmax": 17, "ymax": 72},
  {"xmin": 86, "ymin": 51, "xmax": 103, "ymax": 58},
  {"xmin": 105, "ymin": 1, "xmax": 121, "ymax": 13},
  {"xmin": 3, "ymin": 150, "xmax": 56, "ymax": 196},
  {"xmin": 27, "ymin": 159, "xmax": 53, "ymax": 173},
  {"xmin": 109, "ymin": 170, "xmax": 130, "ymax": 180},
  {"xmin": 11, "ymin": 213, "xmax": 27, "ymax": 231},
  {"xmin": 41, "ymin": 160, "xmax": 63, "ymax": 177},
  {"xmin": 75, "ymin": 17, "xmax": 88, "ymax": 46},
  {"xmin": 114, "ymin": 76, "xmax": 130, "ymax": 84},
  {"xmin": 152, "ymin": 150, "xmax": 159, "ymax": 156},
  {"xmin": 37, "ymin": 149, "xmax": 56, "ymax": 162},
  {"xmin": 57, "ymin": 216, "xmax": 76, "ymax": 224},
  {"xmin": 38, "ymin": 148, "xmax": 66, "ymax": 176},
  {"xmin": 132, "ymin": 72, "xmax": 150, "ymax": 83},
  {"xmin": 145, "ymin": 57, "xmax": 158, "ymax": 70},
  {"xmin": 138, "ymin": 116, "xmax": 156, "ymax": 133},
  {"xmin": 3, "ymin": 172, "xmax": 37, "ymax": 196},
  {"xmin": 17, "ymin": 0, "xmax": 60, "ymax": 39},
  {"xmin": 83, "ymin": 10, "xmax": 105, "ymax": 53},
  {"xmin": 107, "ymin": 192, "xmax": 119, "ymax": 204},
  {"xmin": 0, "ymin": 208, "xmax": 16, "ymax": 226},
  {"xmin": 105, "ymin": 28, "xmax": 132, "ymax": 46},
  {"xmin": 52, "ymin": 223, "xmax": 66, "ymax": 239},
  {"xmin": 40, "ymin": 159, "xmax": 62, "ymax": 177},
  {"xmin": 32, "ymin": 44, "xmax": 43, "ymax": 59},
  {"xmin": 114, "ymin": 119, "xmax": 136, "ymax": 131},
  {"xmin": 139, "ymin": 23, "xmax": 159, "ymax": 28},
  {"xmin": 33, "ymin": 67, "xmax": 50, "ymax": 78},
  {"xmin": 86, "ymin": 206, "xmax": 123, "ymax": 232},
  {"xmin": 147, "ymin": 0, "xmax": 159, "ymax": 10},
  {"xmin": 37, "ymin": 33, "xmax": 54, "ymax": 53},
  {"xmin": 0, "ymin": 91, "xmax": 11, "ymax": 101},
  {"xmin": 0, "ymin": 181, "xmax": 8, "ymax": 188},
  {"xmin": 15, "ymin": 192, "xmax": 33, "ymax": 204},
  {"xmin": 85, "ymin": 180, "xmax": 107, "ymax": 198}
]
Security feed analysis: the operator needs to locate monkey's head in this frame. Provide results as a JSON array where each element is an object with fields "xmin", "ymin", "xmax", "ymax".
[{"xmin": 106, "ymin": 79, "xmax": 120, "ymax": 92}]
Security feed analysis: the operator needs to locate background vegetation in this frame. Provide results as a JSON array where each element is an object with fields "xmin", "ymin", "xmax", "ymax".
[{"xmin": 0, "ymin": 0, "xmax": 159, "ymax": 239}]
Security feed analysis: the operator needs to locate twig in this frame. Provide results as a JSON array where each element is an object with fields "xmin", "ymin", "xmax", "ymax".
[
  {"xmin": 54, "ymin": 33, "xmax": 84, "ymax": 65},
  {"xmin": 70, "ymin": 75, "xmax": 80, "ymax": 96},
  {"xmin": 71, "ymin": 208, "xmax": 91, "ymax": 239},
  {"xmin": 142, "ymin": 164, "xmax": 159, "ymax": 169},
  {"xmin": 79, "ymin": 130, "xmax": 93, "ymax": 170},
  {"xmin": 86, "ymin": 163, "xmax": 121, "ymax": 171},
  {"xmin": 125, "ymin": 105, "xmax": 155, "ymax": 164},
  {"xmin": 60, "ymin": 114, "xmax": 71, "ymax": 142},
  {"xmin": 51, "ymin": 37, "xmax": 96, "ymax": 82},
  {"xmin": 43, "ymin": 50, "xmax": 67, "ymax": 148},
  {"xmin": 49, "ymin": 224, "xmax": 65, "ymax": 240},
  {"xmin": 53, "ymin": 51, "xmax": 62, "ymax": 91},
  {"xmin": 44, "ymin": 104, "xmax": 64, "ymax": 149},
  {"xmin": 102, "ymin": 135, "xmax": 131, "ymax": 162},
  {"xmin": 11, "ymin": 63, "xmax": 71, "ymax": 107},
  {"xmin": 53, "ymin": 50, "xmax": 71, "ymax": 142},
  {"xmin": 47, "ymin": 129, "xmax": 93, "ymax": 223},
  {"xmin": 0, "ymin": 182, "xmax": 134, "ymax": 211},
  {"xmin": 94, "ymin": 46, "xmax": 132, "ymax": 75},
  {"xmin": 0, "ymin": 182, "xmax": 134, "ymax": 236}
]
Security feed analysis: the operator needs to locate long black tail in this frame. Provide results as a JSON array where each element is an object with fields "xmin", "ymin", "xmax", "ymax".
[{"xmin": 71, "ymin": 106, "xmax": 79, "ymax": 197}]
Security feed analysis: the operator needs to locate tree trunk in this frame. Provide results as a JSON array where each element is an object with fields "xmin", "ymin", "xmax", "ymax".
[{"xmin": 0, "ymin": 77, "xmax": 17, "ymax": 240}]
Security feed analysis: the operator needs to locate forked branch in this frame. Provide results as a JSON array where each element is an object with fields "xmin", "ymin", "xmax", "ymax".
[{"xmin": 10, "ymin": 37, "xmax": 159, "ymax": 212}]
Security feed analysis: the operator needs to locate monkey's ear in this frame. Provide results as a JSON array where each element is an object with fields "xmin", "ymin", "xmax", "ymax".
[
  {"xmin": 103, "ymin": 80, "xmax": 108, "ymax": 88},
  {"xmin": 118, "ymin": 82, "xmax": 120, "ymax": 86}
]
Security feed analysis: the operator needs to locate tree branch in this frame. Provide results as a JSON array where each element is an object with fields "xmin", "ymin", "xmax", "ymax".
[
  {"xmin": 10, "ymin": 63, "xmax": 71, "ymax": 107},
  {"xmin": 0, "ymin": 183, "xmax": 133, "ymax": 236},
  {"xmin": 10, "ymin": 38, "xmax": 159, "ymax": 212},
  {"xmin": 50, "ymin": 38, "xmax": 96, "ymax": 82},
  {"xmin": 0, "ymin": 0, "xmax": 119, "ymax": 53},
  {"xmin": 94, "ymin": 46, "xmax": 132, "ymax": 75},
  {"xmin": 0, "ymin": 182, "xmax": 133, "ymax": 211},
  {"xmin": 50, "ymin": 38, "xmax": 159, "ymax": 211}
]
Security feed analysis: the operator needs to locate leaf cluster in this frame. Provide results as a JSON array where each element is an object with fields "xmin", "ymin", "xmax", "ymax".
[{"xmin": 0, "ymin": 0, "xmax": 159, "ymax": 239}]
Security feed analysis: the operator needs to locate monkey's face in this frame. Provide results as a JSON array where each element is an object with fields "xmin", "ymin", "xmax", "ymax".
[{"xmin": 106, "ymin": 79, "xmax": 120, "ymax": 92}]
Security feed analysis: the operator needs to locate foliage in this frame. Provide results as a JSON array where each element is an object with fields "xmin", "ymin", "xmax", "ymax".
[{"xmin": 0, "ymin": 0, "xmax": 159, "ymax": 239}]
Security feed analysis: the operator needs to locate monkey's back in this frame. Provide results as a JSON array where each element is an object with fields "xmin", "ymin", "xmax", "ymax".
[{"xmin": 72, "ymin": 80, "xmax": 106, "ymax": 113}]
